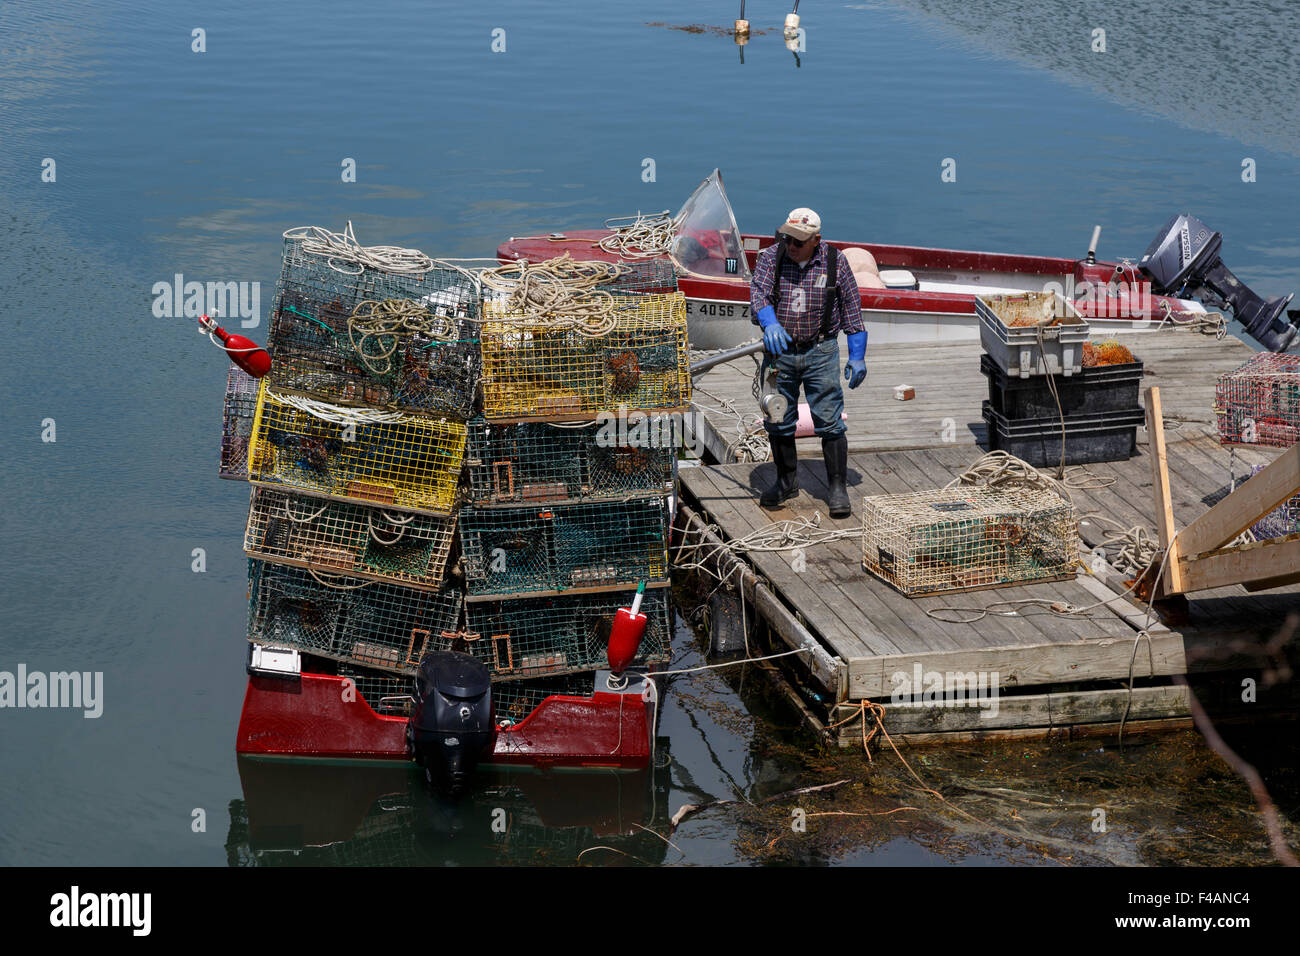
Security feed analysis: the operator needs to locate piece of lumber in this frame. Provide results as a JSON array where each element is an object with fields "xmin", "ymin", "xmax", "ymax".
[
  {"xmin": 1176, "ymin": 444, "xmax": 1300, "ymax": 558},
  {"xmin": 1177, "ymin": 534, "xmax": 1300, "ymax": 594},
  {"xmin": 1145, "ymin": 385, "xmax": 1184, "ymax": 595}
]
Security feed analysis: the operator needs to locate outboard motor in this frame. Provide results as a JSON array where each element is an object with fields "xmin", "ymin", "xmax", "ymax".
[
  {"xmin": 1138, "ymin": 214, "xmax": 1297, "ymax": 351},
  {"xmin": 408, "ymin": 652, "xmax": 493, "ymax": 795}
]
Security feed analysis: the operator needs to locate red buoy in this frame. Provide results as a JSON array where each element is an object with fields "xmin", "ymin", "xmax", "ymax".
[
  {"xmin": 607, "ymin": 582, "xmax": 648, "ymax": 674},
  {"xmin": 200, "ymin": 314, "xmax": 271, "ymax": 378}
]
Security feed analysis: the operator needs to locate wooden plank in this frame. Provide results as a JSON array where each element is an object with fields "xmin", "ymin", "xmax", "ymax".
[
  {"xmin": 1176, "ymin": 444, "xmax": 1300, "ymax": 557},
  {"xmin": 1145, "ymin": 385, "xmax": 1184, "ymax": 594},
  {"xmin": 832, "ymin": 682, "xmax": 1189, "ymax": 735},
  {"xmin": 847, "ymin": 629, "xmax": 1187, "ymax": 699},
  {"xmin": 1177, "ymin": 534, "xmax": 1300, "ymax": 593}
]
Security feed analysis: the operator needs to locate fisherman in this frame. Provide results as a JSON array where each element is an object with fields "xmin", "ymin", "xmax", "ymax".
[{"xmin": 751, "ymin": 207, "xmax": 867, "ymax": 518}]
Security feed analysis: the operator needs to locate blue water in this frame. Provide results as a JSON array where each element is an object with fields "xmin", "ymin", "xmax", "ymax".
[{"xmin": 1, "ymin": 0, "xmax": 1297, "ymax": 866}]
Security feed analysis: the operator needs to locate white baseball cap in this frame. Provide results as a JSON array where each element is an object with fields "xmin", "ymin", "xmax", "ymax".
[{"xmin": 780, "ymin": 207, "xmax": 821, "ymax": 240}]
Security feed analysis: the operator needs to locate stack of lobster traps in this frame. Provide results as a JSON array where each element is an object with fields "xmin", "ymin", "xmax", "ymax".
[
  {"xmin": 461, "ymin": 258, "xmax": 687, "ymax": 708},
  {"xmin": 220, "ymin": 235, "xmax": 687, "ymax": 722}
]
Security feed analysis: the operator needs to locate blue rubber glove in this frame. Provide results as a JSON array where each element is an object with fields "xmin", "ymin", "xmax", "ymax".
[
  {"xmin": 844, "ymin": 330, "xmax": 867, "ymax": 389},
  {"xmin": 756, "ymin": 305, "xmax": 791, "ymax": 357}
]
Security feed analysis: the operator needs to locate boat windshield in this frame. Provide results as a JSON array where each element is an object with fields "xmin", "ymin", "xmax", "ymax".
[{"xmin": 669, "ymin": 169, "xmax": 751, "ymax": 281}]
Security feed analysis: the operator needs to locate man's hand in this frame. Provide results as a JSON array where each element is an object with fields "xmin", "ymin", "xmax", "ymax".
[
  {"xmin": 844, "ymin": 359, "xmax": 867, "ymax": 389},
  {"xmin": 756, "ymin": 305, "xmax": 790, "ymax": 357}
]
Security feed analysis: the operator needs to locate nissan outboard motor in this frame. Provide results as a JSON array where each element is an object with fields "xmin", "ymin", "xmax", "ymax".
[
  {"xmin": 408, "ymin": 652, "xmax": 493, "ymax": 795},
  {"xmin": 1138, "ymin": 214, "xmax": 1297, "ymax": 352}
]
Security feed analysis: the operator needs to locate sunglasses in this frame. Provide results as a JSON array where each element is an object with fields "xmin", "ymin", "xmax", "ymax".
[{"xmin": 782, "ymin": 234, "xmax": 812, "ymax": 248}]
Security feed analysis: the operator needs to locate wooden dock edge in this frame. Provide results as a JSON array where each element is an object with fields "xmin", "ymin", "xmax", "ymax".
[{"xmin": 676, "ymin": 502, "xmax": 847, "ymax": 699}]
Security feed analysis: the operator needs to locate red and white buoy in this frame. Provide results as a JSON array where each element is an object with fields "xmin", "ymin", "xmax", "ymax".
[
  {"xmin": 199, "ymin": 314, "xmax": 271, "ymax": 378},
  {"xmin": 607, "ymin": 581, "xmax": 648, "ymax": 675}
]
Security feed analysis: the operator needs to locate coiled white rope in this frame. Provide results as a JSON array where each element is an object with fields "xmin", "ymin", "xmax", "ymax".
[
  {"xmin": 478, "ymin": 254, "xmax": 634, "ymax": 337},
  {"xmin": 284, "ymin": 222, "xmax": 436, "ymax": 276},
  {"xmin": 268, "ymin": 388, "xmax": 410, "ymax": 426},
  {"xmin": 597, "ymin": 210, "xmax": 679, "ymax": 259}
]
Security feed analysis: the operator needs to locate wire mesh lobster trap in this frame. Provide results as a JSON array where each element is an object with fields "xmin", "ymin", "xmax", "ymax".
[
  {"xmin": 1215, "ymin": 352, "xmax": 1300, "ymax": 447},
  {"xmin": 247, "ymin": 381, "xmax": 466, "ymax": 515},
  {"xmin": 463, "ymin": 418, "xmax": 675, "ymax": 505},
  {"xmin": 861, "ymin": 485, "xmax": 1079, "ymax": 596},
  {"xmin": 246, "ymin": 560, "xmax": 462, "ymax": 676},
  {"xmin": 459, "ymin": 497, "xmax": 671, "ymax": 597},
  {"xmin": 266, "ymin": 236, "xmax": 481, "ymax": 419},
  {"xmin": 245, "ymin": 487, "xmax": 457, "ymax": 588},
  {"xmin": 220, "ymin": 365, "xmax": 259, "ymax": 480},
  {"xmin": 1241, "ymin": 464, "xmax": 1300, "ymax": 540},
  {"xmin": 479, "ymin": 292, "xmax": 691, "ymax": 421},
  {"xmin": 460, "ymin": 588, "xmax": 671, "ymax": 682},
  {"xmin": 335, "ymin": 664, "xmax": 416, "ymax": 716}
]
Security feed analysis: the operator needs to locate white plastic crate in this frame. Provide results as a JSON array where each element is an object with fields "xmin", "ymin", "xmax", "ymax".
[{"xmin": 977, "ymin": 292, "xmax": 1090, "ymax": 379}]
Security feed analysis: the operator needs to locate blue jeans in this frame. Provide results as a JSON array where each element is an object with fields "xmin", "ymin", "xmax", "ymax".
[{"xmin": 762, "ymin": 338, "xmax": 847, "ymax": 439}]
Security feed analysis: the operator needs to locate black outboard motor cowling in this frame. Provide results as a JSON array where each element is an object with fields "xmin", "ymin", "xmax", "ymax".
[
  {"xmin": 409, "ymin": 652, "xmax": 493, "ymax": 795},
  {"xmin": 1139, "ymin": 214, "xmax": 1297, "ymax": 352}
]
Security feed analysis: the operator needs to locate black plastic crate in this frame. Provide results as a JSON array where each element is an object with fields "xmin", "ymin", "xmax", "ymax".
[
  {"xmin": 981, "ymin": 353, "xmax": 1144, "ymax": 420},
  {"xmin": 982, "ymin": 401, "xmax": 1143, "ymax": 467}
]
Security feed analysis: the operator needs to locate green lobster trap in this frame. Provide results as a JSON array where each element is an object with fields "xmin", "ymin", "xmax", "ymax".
[
  {"xmin": 459, "ymin": 497, "xmax": 671, "ymax": 597},
  {"xmin": 861, "ymin": 484, "xmax": 1079, "ymax": 596},
  {"xmin": 220, "ymin": 365, "xmax": 259, "ymax": 480},
  {"xmin": 244, "ymin": 487, "xmax": 456, "ymax": 588},
  {"xmin": 463, "ymin": 417, "xmax": 675, "ymax": 505},
  {"xmin": 246, "ymin": 559, "xmax": 463, "ymax": 676},
  {"xmin": 247, "ymin": 380, "xmax": 466, "ymax": 515},
  {"xmin": 459, "ymin": 588, "xmax": 671, "ymax": 682},
  {"xmin": 479, "ymin": 292, "xmax": 691, "ymax": 422},
  {"xmin": 266, "ymin": 236, "xmax": 481, "ymax": 419}
]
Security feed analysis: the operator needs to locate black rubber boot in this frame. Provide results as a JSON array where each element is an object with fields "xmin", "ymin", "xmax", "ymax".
[
  {"xmin": 822, "ymin": 434, "xmax": 851, "ymax": 518},
  {"xmin": 760, "ymin": 434, "xmax": 800, "ymax": 508}
]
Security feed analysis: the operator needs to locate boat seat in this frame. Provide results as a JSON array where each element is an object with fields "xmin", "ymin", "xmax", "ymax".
[{"xmin": 878, "ymin": 269, "xmax": 919, "ymax": 290}]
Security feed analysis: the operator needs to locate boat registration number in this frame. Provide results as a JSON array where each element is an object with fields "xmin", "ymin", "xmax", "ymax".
[{"xmin": 687, "ymin": 300, "xmax": 751, "ymax": 319}]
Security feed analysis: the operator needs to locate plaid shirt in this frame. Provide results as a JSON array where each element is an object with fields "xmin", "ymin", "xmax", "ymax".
[{"xmin": 750, "ymin": 241, "xmax": 865, "ymax": 343}]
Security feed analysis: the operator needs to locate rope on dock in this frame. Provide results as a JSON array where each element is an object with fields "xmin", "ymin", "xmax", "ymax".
[{"xmin": 284, "ymin": 222, "xmax": 437, "ymax": 275}]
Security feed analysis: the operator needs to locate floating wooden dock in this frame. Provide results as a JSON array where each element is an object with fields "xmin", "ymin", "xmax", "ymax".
[{"xmin": 677, "ymin": 332, "xmax": 1300, "ymax": 745}]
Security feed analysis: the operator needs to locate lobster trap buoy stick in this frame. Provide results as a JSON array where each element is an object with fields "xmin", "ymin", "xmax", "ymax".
[
  {"xmin": 199, "ymin": 314, "xmax": 271, "ymax": 378},
  {"xmin": 607, "ymin": 581, "xmax": 648, "ymax": 675}
]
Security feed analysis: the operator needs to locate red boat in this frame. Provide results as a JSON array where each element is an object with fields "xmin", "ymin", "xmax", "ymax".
[
  {"xmin": 498, "ymin": 170, "xmax": 1296, "ymax": 352},
  {"xmin": 237, "ymin": 663, "xmax": 659, "ymax": 771}
]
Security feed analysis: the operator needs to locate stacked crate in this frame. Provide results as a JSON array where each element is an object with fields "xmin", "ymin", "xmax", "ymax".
[
  {"xmin": 239, "ymin": 236, "xmax": 476, "ymax": 709},
  {"xmin": 465, "ymin": 267, "xmax": 686, "ymax": 696},
  {"xmin": 976, "ymin": 292, "xmax": 1144, "ymax": 466}
]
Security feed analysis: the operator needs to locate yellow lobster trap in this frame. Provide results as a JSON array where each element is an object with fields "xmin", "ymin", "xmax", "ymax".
[
  {"xmin": 247, "ymin": 380, "xmax": 466, "ymax": 515},
  {"xmin": 478, "ymin": 292, "xmax": 691, "ymax": 421}
]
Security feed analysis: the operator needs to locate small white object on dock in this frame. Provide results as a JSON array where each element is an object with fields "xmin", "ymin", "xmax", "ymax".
[{"xmin": 894, "ymin": 384, "xmax": 916, "ymax": 401}]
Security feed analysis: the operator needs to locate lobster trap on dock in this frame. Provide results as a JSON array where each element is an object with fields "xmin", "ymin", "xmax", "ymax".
[
  {"xmin": 244, "ymin": 487, "xmax": 456, "ymax": 588},
  {"xmin": 479, "ymin": 292, "xmax": 691, "ymax": 422},
  {"xmin": 247, "ymin": 381, "xmax": 466, "ymax": 515},
  {"xmin": 220, "ymin": 365, "xmax": 259, "ymax": 480},
  {"xmin": 464, "ymin": 418, "xmax": 675, "ymax": 505},
  {"xmin": 461, "ymin": 588, "xmax": 671, "ymax": 681},
  {"xmin": 861, "ymin": 484, "xmax": 1079, "ymax": 596},
  {"xmin": 246, "ymin": 560, "xmax": 462, "ymax": 676},
  {"xmin": 459, "ymin": 497, "xmax": 671, "ymax": 597},
  {"xmin": 1215, "ymin": 352, "xmax": 1300, "ymax": 447},
  {"xmin": 266, "ymin": 237, "xmax": 481, "ymax": 419}
]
